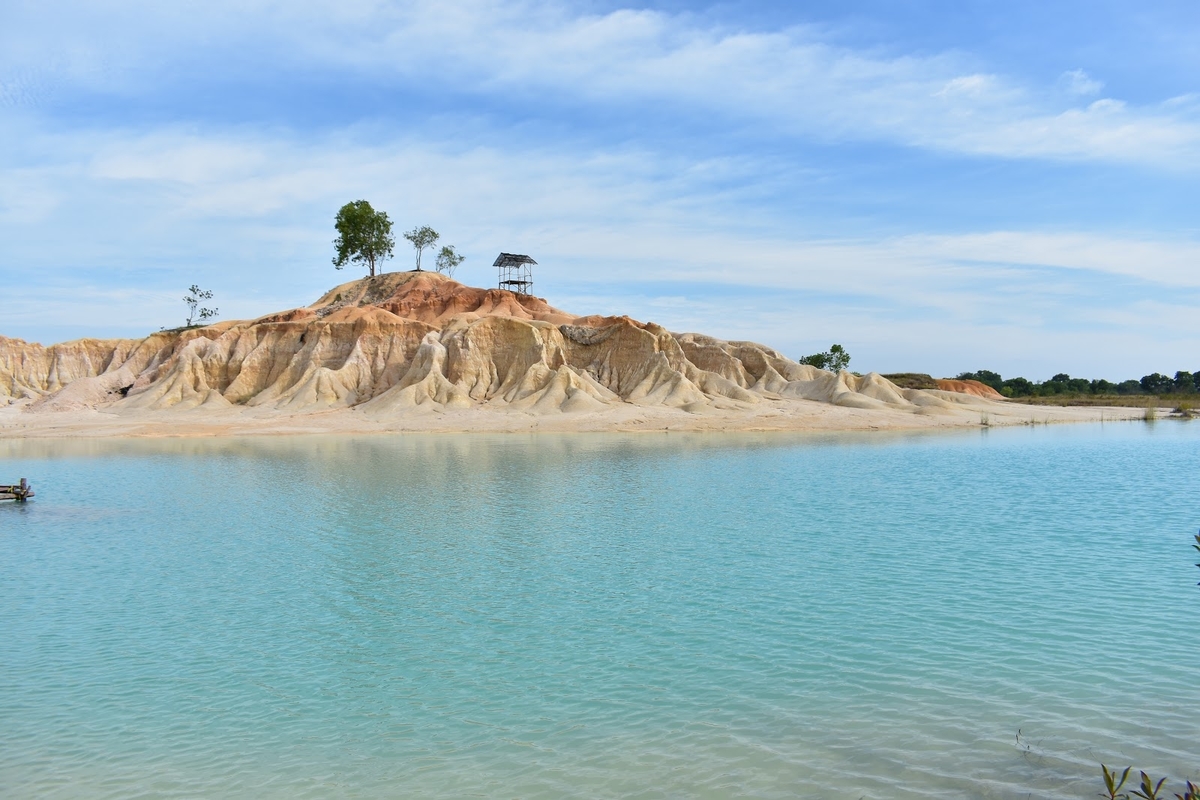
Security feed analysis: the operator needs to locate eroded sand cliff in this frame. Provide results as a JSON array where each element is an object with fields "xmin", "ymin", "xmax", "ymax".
[{"xmin": 0, "ymin": 272, "xmax": 1135, "ymax": 436}]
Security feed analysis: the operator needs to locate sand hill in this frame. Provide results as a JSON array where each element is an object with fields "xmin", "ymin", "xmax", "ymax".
[
  {"xmin": 935, "ymin": 379, "xmax": 1005, "ymax": 399},
  {"xmin": 0, "ymin": 273, "xmax": 1134, "ymax": 436}
]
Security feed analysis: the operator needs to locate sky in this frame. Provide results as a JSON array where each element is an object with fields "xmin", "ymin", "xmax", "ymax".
[{"xmin": 2, "ymin": 0, "xmax": 1198, "ymax": 380}]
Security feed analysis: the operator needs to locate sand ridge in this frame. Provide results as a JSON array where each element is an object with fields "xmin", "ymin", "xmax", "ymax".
[
  {"xmin": 935, "ymin": 379, "xmax": 1005, "ymax": 399},
  {"xmin": 0, "ymin": 271, "xmax": 1146, "ymax": 437}
]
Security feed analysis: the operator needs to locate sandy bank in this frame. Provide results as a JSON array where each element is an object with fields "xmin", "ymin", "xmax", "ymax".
[{"xmin": 0, "ymin": 397, "xmax": 1147, "ymax": 439}]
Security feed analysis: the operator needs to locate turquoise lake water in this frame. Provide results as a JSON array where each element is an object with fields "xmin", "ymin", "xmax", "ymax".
[{"xmin": 1, "ymin": 423, "xmax": 1197, "ymax": 798}]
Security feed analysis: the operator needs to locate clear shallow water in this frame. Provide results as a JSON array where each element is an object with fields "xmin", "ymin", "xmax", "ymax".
[{"xmin": 1, "ymin": 424, "xmax": 1197, "ymax": 799}]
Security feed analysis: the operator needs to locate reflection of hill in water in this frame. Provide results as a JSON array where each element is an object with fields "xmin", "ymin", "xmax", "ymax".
[
  {"xmin": 0, "ymin": 426, "xmax": 962, "ymax": 464},
  {"xmin": 1, "ymin": 424, "xmax": 1197, "ymax": 799}
]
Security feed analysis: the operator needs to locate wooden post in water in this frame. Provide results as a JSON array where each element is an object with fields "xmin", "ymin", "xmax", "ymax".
[{"xmin": 2, "ymin": 478, "xmax": 34, "ymax": 502}]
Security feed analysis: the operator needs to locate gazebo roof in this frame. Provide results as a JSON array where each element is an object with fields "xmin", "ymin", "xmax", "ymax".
[{"xmin": 493, "ymin": 253, "xmax": 538, "ymax": 267}]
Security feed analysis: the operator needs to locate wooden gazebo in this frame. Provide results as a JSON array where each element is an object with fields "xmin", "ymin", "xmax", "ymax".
[{"xmin": 494, "ymin": 253, "xmax": 536, "ymax": 295}]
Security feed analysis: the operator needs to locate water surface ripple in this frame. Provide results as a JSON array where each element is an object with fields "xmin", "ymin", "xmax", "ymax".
[{"xmin": 1, "ymin": 424, "xmax": 1197, "ymax": 798}]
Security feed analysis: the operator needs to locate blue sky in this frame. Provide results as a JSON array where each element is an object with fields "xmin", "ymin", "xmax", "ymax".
[{"xmin": 2, "ymin": 0, "xmax": 1198, "ymax": 380}]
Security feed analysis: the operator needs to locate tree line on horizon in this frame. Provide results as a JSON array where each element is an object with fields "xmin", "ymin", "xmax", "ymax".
[{"xmin": 956, "ymin": 369, "xmax": 1200, "ymax": 398}]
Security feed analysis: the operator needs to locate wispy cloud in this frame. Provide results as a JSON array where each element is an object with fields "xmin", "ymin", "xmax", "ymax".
[
  {"xmin": 4, "ymin": 1, "xmax": 1199, "ymax": 167},
  {"xmin": 1060, "ymin": 68, "xmax": 1104, "ymax": 96},
  {"xmin": 13, "ymin": 121, "xmax": 1200, "ymax": 285},
  {"xmin": 3, "ymin": 119, "xmax": 1198, "ymax": 379}
]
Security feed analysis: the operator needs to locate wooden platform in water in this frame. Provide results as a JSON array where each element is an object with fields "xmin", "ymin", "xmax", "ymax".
[{"xmin": 1, "ymin": 479, "xmax": 34, "ymax": 502}]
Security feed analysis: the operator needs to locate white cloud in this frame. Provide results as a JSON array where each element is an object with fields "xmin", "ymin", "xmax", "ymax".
[
  {"xmin": 1060, "ymin": 68, "xmax": 1104, "ymax": 96},
  {"xmin": 883, "ymin": 232, "xmax": 1200, "ymax": 289},
  {"xmin": 3, "ymin": 120, "xmax": 1198, "ymax": 380},
  {"xmin": 3, "ymin": 1, "xmax": 1199, "ymax": 167},
  {"xmin": 9, "ymin": 123, "xmax": 1200, "ymax": 293},
  {"xmin": 91, "ymin": 140, "xmax": 270, "ymax": 186},
  {"xmin": 0, "ymin": 70, "xmax": 53, "ymax": 108},
  {"xmin": 936, "ymin": 74, "xmax": 999, "ymax": 98}
]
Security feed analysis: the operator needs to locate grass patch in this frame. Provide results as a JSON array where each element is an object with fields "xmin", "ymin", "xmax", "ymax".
[
  {"xmin": 1004, "ymin": 393, "xmax": 1197, "ymax": 408},
  {"xmin": 882, "ymin": 373, "xmax": 939, "ymax": 390}
]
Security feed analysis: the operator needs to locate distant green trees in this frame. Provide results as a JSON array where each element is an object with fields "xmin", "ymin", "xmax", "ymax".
[
  {"xmin": 956, "ymin": 369, "xmax": 1200, "ymax": 398},
  {"xmin": 801, "ymin": 344, "xmax": 851, "ymax": 373},
  {"xmin": 1140, "ymin": 373, "xmax": 1178, "ymax": 395}
]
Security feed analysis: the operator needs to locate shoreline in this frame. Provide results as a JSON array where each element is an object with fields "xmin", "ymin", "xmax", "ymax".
[{"xmin": 0, "ymin": 398, "xmax": 1153, "ymax": 440}]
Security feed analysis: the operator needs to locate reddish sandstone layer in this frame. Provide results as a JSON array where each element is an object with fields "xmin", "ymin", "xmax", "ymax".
[{"xmin": 936, "ymin": 379, "xmax": 1005, "ymax": 399}]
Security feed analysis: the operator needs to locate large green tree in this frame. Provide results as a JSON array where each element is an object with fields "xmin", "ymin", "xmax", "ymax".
[{"xmin": 333, "ymin": 200, "xmax": 395, "ymax": 277}]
